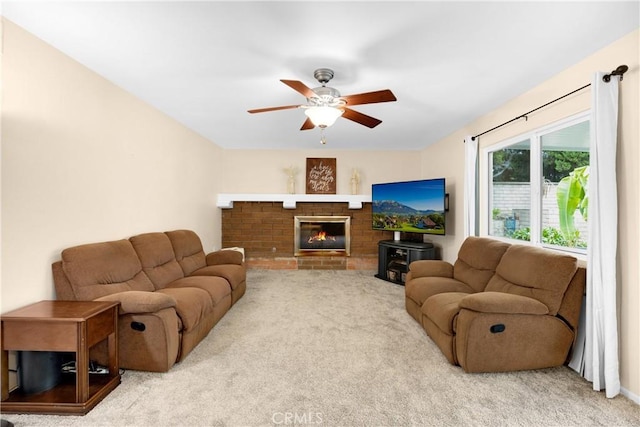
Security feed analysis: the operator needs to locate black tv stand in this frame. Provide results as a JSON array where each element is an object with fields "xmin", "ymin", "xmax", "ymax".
[{"xmin": 375, "ymin": 240, "xmax": 435, "ymax": 285}]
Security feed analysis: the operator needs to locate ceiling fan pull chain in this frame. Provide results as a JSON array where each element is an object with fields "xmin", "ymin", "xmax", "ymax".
[{"xmin": 320, "ymin": 128, "xmax": 327, "ymax": 145}]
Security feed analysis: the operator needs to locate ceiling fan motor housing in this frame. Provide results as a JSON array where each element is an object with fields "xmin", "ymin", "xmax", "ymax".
[
  {"xmin": 313, "ymin": 68, "xmax": 334, "ymax": 84},
  {"xmin": 309, "ymin": 68, "xmax": 343, "ymax": 106}
]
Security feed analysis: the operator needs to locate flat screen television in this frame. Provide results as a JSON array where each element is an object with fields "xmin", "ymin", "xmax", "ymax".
[{"xmin": 372, "ymin": 178, "xmax": 446, "ymax": 238}]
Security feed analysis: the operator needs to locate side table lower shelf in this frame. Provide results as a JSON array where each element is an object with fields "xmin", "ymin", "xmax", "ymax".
[{"xmin": 1, "ymin": 373, "xmax": 120, "ymax": 415}]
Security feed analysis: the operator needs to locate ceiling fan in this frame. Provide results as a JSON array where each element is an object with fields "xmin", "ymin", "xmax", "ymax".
[{"xmin": 248, "ymin": 68, "xmax": 397, "ymax": 131}]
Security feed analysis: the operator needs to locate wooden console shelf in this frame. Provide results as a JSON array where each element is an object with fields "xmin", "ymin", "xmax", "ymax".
[{"xmin": 1, "ymin": 300, "xmax": 120, "ymax": 415}]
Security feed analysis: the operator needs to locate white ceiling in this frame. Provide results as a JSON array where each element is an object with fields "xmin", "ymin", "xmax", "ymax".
[{"xmin": 2, "ymin": 1, "xmax": 638, "ymax": 150}]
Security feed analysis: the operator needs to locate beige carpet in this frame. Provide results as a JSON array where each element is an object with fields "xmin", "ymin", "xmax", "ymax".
[{"xmin": 3, "ymin": 269, "xmax": 639, "ymax": 426}]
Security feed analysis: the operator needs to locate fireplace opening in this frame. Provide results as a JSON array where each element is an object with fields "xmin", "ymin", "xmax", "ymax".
[{"xmin": 294, "ymin": 216, "xmax": 351, "ymax": 256}]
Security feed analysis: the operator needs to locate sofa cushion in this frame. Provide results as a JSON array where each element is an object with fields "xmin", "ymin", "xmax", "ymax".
[
  {"xmin": 61, "ymin": 239, "xmax": 155, "ymax": 300},
  {"xmin": 156, "ymin": 287, "xmax": 213, "ymax": 332},
  {"xmin": 190, "ymin": 264, "xmax": 246, "ymax": 291},
  {"xmin": 453, "ymin": 237, "xmax": 510, "ymax": 293},
  {"xmin": 164, "ymin": 276, "xmax": 231, "ymax": 306},
  {"xmin": 422, "ymin": 292, "xmax": 470, "ymax": 335},
  {"xmin": 166, "ymin": 230, "xmax": 207, "ymax": 276},
  {"xmin": 130, "ymin": 232, "xmax": 184, "ymax": 289},
  {"xmin": 485, "ymin": 245, "xmax": 578, "ymax": 315}
]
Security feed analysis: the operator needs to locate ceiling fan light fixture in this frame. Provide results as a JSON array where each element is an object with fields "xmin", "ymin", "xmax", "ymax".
[{"xmin": 304, "ymin": 106, "xmax": 344, "ymax": 128}]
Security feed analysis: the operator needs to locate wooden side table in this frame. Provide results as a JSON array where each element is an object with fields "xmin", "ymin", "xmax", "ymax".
[{"xmin": 1, "ymin": 300, "xmax": 120, "ymax": 415}]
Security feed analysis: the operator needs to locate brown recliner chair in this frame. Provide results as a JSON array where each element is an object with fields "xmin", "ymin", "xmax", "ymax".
[
  {"xmin": 407, "ymin": 237, "xmax": 586, "ymax": 373},
  {"xmin": 404, "ymin": 236, "xmax": 511, "ymax": 324}
]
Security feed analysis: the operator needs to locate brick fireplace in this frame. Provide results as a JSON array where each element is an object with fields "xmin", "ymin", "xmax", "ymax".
[{"xmin": 221, "ymin": 201, "xmax": 391, "ymax": 270}]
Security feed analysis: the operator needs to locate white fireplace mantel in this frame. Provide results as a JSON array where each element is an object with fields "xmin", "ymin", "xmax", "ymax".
[{"xmin": 216, "ymin": 193, "xmax": 372, "ymax": 209}]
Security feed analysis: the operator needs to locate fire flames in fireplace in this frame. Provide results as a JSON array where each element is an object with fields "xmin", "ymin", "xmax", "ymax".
[
  {"xmin": 302, "ymin": 226, "xmax": 343, "ymax": 249},
  {"xmin": 294, "ymin": 215, "xmax": 351, "ymax": 256},
  {"xmin": 308, "ymin": 231, "xmax": 336, "ymax": 243}
]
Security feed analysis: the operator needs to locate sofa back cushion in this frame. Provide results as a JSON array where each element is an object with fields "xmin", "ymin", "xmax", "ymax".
[
  {"xmin": 485, "ymin": 244, "xmax": 578, "ymax": 315},
  {"xmin": 453, "ymin": 237, "xmax": 511, "ymax": 293},
  {"xmin": 61, "ymin": 239, "xmax": 155, "ymax": 301},
  {"xmin": 130, "ymin": 232, "xmax": 185, "ymax": 289},
  {"xmin": 165, "ymin": 230, "xmax": 206, "ymax": 275}
]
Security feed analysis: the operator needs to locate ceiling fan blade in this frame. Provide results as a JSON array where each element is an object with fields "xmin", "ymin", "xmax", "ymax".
[
  {"xmin": 342, "ymin": 107, "xmax": 382, "ymax": 128},
  {"xmin": 247, "ymin": 105, "xmax": 300, "ymax": 114},
  {"xmin": 300, "ymin": 117, "xmax": 315, "ymax": 130},
  {"xmin": 341, "ymin": 89, "xmax": 397, "ymax": 106},
  {"xmin": 281, "ymin": 80, "xmax": 317, "ymax": 99}
]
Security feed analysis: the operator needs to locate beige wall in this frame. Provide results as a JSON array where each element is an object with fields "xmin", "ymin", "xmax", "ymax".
[
  {"xmin": 1, "ymin": 19, "xmax": 224, "ymax": 312},
  {"xmin": 421, "ymin": 30, "xmax": 639, "ymax": 401},
  {"xmin": 220, "ymin": 149, "xmax": 422, "ymax": 195}
]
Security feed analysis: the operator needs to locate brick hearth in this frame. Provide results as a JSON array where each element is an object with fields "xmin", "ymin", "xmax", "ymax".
[{"xmin": 221, "ymin": 201, "xmax": 392, "ymax": 270}]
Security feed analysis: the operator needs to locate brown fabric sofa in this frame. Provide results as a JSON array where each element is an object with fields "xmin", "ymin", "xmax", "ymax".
[
  {"xmin": 405, "ymin": 236, "xmax": 585, "ymax": 373},
  {"xmin": 52, "ymin": 230, "xmax": 246, "ymax": 372}
]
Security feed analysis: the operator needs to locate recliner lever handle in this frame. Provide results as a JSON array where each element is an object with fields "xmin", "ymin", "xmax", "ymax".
[
  {"xmin": 490, "ymin": 324, "xmax": 505, "ymax": 333},
  {"xmin": 131, "ymin": 321, "xmax": 146, "ymax": 332}
]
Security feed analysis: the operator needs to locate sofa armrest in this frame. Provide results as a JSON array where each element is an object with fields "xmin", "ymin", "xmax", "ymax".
[
  {"xmin": 95, "ymin": 291, "xmax": 176, "ymax": 314},
  {"xmin": 206, "ymin": 249, "xmax": 244, "ymax": 266},
  {"xmin": 408, "ymin": 260, "xmax": 453, "ymax": 279},
  {"xmin": 459, "ymin": 291, "xmax": 549, "ymax": 315}
]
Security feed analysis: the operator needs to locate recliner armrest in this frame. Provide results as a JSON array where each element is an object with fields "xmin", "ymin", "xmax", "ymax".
[
  {"xmin": 95, "ymin": 291, "xmax": 176, "ymax": 314},
  {"xmin": 408, "ymin": 260, "xmax": 453, "ymax": 279},
  {"xmin": 206, "ymin": 250, "xmax": 244, "ymax": 266},
  {"xmin": 459, "ymin": 291, "xmax": 549, "ymax": 315}
]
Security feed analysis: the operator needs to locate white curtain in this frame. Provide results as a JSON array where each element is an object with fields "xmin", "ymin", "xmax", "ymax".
[
  {"xmin": 572, "ymin": 71, "xmax": 621, "ymax": 398},
  {"xmin": 463, "ymin": 136, "xmax": 478, "ymax": 237}
]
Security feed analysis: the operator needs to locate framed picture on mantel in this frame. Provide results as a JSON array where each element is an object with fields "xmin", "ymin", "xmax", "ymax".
[{"xmin": 306, "ymin": 158, "xmax": 336, "ymax": 194}]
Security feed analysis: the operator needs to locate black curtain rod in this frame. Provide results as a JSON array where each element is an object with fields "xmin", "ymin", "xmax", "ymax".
[{"xmin": 470, "ymin": 64, "xmax": 628, "ymax": 141}]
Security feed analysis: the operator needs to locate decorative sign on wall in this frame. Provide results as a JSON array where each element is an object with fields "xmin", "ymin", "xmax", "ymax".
[{"xmin": 306, "ymin": 158, "xmax": 337, "ymax": 194}]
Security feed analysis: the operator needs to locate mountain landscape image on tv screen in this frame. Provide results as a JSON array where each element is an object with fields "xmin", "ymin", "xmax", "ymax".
[{"xmin": 372, "ymin": 178, "xmax": 445, "ymax": 235}]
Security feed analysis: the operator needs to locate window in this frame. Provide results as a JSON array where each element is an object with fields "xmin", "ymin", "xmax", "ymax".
[{"xmin": 484, "ymin": 113, "xmax": 590, "ymax": 253}]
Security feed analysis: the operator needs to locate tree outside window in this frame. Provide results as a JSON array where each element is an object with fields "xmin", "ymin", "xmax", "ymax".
[{"xmin": 487, "ymin": 115, "xmax": 589, "ymax": 252}]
